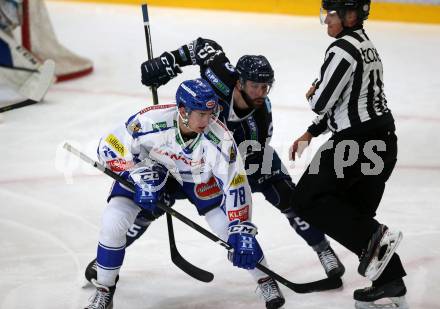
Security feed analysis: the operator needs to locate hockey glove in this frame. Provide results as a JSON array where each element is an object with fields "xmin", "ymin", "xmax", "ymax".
[
  {"xmin": 141, "ymin": 51, "xmax": 182, "ymax": 87},
  {"xmin": 129, "ymin": 164, "xmax": 168, "ymax": 217},
  {"xmin": 192, "ymin": 37, "xmax": 224, "ymax": 66},
  {"xmin": 227, "ymin": 220, "xmax": 263, "ymax": 269}
]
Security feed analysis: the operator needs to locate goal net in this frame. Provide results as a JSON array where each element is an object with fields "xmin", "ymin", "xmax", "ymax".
[{"xmin": 20, "ymin": 0, "xmax": 93, "ymax": 82}]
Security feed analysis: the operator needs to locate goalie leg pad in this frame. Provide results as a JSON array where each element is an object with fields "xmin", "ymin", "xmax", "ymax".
[
  {"xmin": 0, "ymin": 0, "xmax": 22, "ymax": 32},
  {"xmin": 0, "ymin": 29, "xmax": 54, "ymax": 101}
]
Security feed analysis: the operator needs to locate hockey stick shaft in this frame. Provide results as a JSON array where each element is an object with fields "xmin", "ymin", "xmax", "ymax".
[
  {"xmin": 0, "ymin": 63, "xmax": 39, "ymax": 73},
  {"xmin": 141, "ymin": 3, "xmax": 213, "ymax": 283},
  {"xmin": 141, "ymin": 4, "xmax": 158, "ymax": 105},
  {"xmin": 0, "ymin": 99, "xmax": 37, "ymax": 113},
  {"xmin": 63, "ymin": 143, "xmax": 342, "ymax": 293}
]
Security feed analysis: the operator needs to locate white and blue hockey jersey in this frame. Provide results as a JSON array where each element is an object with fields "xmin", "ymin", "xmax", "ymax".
[{"xmin": 97, "ymin": 103, "xmax": 253, "ymax": 222}]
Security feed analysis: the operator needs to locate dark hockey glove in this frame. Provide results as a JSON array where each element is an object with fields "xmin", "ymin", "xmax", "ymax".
[
  {"xmin": 192, "ymin": 37, "xmax": 224, "ymax": 66},
  {"xmin": 141, "ymin": 51, "xmax": 182, "ymax": 87},
  {"xmin": 129, "ymin": 164, "xmax": 169, "ymax": 217},
  {"xmin": 227, "ymin": 220, "xmax": 263, "ymax": 269}
]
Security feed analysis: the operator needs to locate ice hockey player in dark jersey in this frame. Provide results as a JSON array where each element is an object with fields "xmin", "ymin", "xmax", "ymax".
[{"xmin": 141, "ymin": 37, "xmax": 345, "ymax": 277}]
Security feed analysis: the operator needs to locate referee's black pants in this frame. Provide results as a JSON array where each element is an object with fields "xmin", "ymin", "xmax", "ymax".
[{"xmin": 292, "ymin": 122, "xmax": 406, "ymax": 285}]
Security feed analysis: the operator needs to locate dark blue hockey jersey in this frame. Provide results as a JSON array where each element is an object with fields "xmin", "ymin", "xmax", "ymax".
[{"xmin": 170, "ymin": 37, "xmax": 273, "ymax": 165}]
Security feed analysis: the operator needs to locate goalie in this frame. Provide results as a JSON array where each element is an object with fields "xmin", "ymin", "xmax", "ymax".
[
  {"xmin": 0, "ymin": 0, "xmax": 54, "ymax": 111},
  {"xmin": 0, "ymin": 0, "xmax": 94, "ymax": 112}
]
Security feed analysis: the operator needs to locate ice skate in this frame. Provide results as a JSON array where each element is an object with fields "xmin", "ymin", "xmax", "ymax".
[
  {"xmin": 354, "ymin": 278, "xmax": 408, "ymax": 309},
  {"xmin": 358, "ymin": 225, "xmax": 403, "ymax": 281},
  {"xmin": 317, "ymin": 245, "xmax": 345, "ymax": 278},
  {"xmin": 84, "ymin": 258, "xmax": 119, "ymax": 286},
  {"xmin": 85, "ymin": 258, "xmax": 97, "ymax": 284},
  {"xmin": 84, "ymin": 280, "xmax": 116, "ymax": 309},
  {"xmin": 256, "ymin": 277, "xmax": 285, "ymax": 309}
]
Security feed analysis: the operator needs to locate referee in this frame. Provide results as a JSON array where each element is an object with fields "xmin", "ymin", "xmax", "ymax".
[{"xmin": 290, "ymin": 1, "xmax": 408, "ymax": 308}]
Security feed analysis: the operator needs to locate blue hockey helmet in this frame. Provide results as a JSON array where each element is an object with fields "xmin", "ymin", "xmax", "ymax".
[
  {"xmin": 236, "ymin": 55, "xmax": 274, "ymax": 85},
  {"xmin": 176, "ymin": 78, "xmax": 218, "ymax": 112},
  {"xmin": 322, "ymin": 0, "xmax": 371, "ymax": 21}
]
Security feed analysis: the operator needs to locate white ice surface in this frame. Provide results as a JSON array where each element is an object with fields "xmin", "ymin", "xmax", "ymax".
[{"xmin": 1, "ymin": 2, "xmax": 440, "ymax": 308}]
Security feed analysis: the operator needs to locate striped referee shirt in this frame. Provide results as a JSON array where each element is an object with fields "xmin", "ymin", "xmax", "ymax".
[{"xmin": 308, "ymin": 26, "xmax": 392, "ymax": 136}]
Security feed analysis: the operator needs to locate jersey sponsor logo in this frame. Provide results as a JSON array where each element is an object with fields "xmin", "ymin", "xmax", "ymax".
[
  {"xmin": 205, "ymin": 68, "xmax": 230, "ymax": 96},
  {"xmin": 246, "ymin": 117, "xmax": 258, "ymax": 140},
  {"xmin": 194, "ymin": 176, "xmax": 222, "ymax": 200},
  {"xmin": 152, "ymin": 148, "xmax": 204, "ymax": 167},
  {"xmin": 152, "ymin": 121, "xmax": 168, "ymax": 131},
  {"xmin": 227, "ymin": 205, "xmax": 249, "ymax": 222},
  {"xmin": 139, "ymin": 103, "xmax": 176, "ymax": 115},
  {"xmin": 230, "ymin": 173, "xmax": 246, "ymax": 187},
  {"xmin": 206, "ymin": 131, "xmax": 220, "ymax": 144},
  {"xmin": 107, "ymin": 159, "xmax": 132, "ymax": 172},
  {"xmin": 105, "ymin": 134, "xmax": 126, "ymax": 157}
]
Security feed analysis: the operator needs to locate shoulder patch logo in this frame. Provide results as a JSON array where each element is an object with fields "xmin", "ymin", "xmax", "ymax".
[{"xmin": 127, "ymin": 120, "xmax": 141, "ymax": 134}]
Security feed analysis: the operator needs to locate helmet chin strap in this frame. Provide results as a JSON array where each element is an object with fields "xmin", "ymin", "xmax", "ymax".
[{"xmin": 178, "ymin": 108, "xmax": 191, "ymax": 128}]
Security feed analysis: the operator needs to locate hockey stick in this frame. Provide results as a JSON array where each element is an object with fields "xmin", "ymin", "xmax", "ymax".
[
  {"xmin": 141, "ymin": 4, "xmax": 159, "ymax": 106},
  {"xmin": 0, "ymin": 99, "xmax": 37, "ymax": 113},
  {"xmin": 141, "ymin": 3, "xmax": 214, "ymax": 283},
  {"xmin": 64, "ymin": 143, "xmax": 342, "ymax": 293},
  {"xmin": 0, "ymin": 63, "xmax": 39, "ymax": 73}
]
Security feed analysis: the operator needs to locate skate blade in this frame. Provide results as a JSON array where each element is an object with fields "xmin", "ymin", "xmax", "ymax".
[
  {"xmin": 365, "ymin": 230, "xmax": 403, "ymax": 281},
  {"xmin": 355, "ymin": 296, "xmax": 409, "ymax": 309}
]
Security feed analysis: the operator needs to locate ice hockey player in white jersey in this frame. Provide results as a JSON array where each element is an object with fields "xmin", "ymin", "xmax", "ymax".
[
  {"xmin": 84, "ymin": 78, "xmax": 285, "ymax": 309},
  {"xmin": 0, "ymin": 0, "xmax": 54, "ymax": 111}
]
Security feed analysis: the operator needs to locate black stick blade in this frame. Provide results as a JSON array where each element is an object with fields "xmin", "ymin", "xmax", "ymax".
[
  {"xmin": 257, "ymin": 264, "xmax": 343, "ymax": 293},
  {"xmin": 167, "ymin": 214, "xmax": 214, "ymax": 282}
]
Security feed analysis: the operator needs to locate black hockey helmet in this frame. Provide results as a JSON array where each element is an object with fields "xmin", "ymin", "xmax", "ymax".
[
  {"xmin": 236, "ymin": 55, "xmax": 274, "ymax": 85},
  {"xmin": 322, "ymin": 0, "xmax": 371, "ymax": 21}
]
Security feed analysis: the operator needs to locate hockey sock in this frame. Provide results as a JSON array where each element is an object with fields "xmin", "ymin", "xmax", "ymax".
[{"xmin": 283, "ymin": 207, "xmax": 327, "ymax": 248}]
